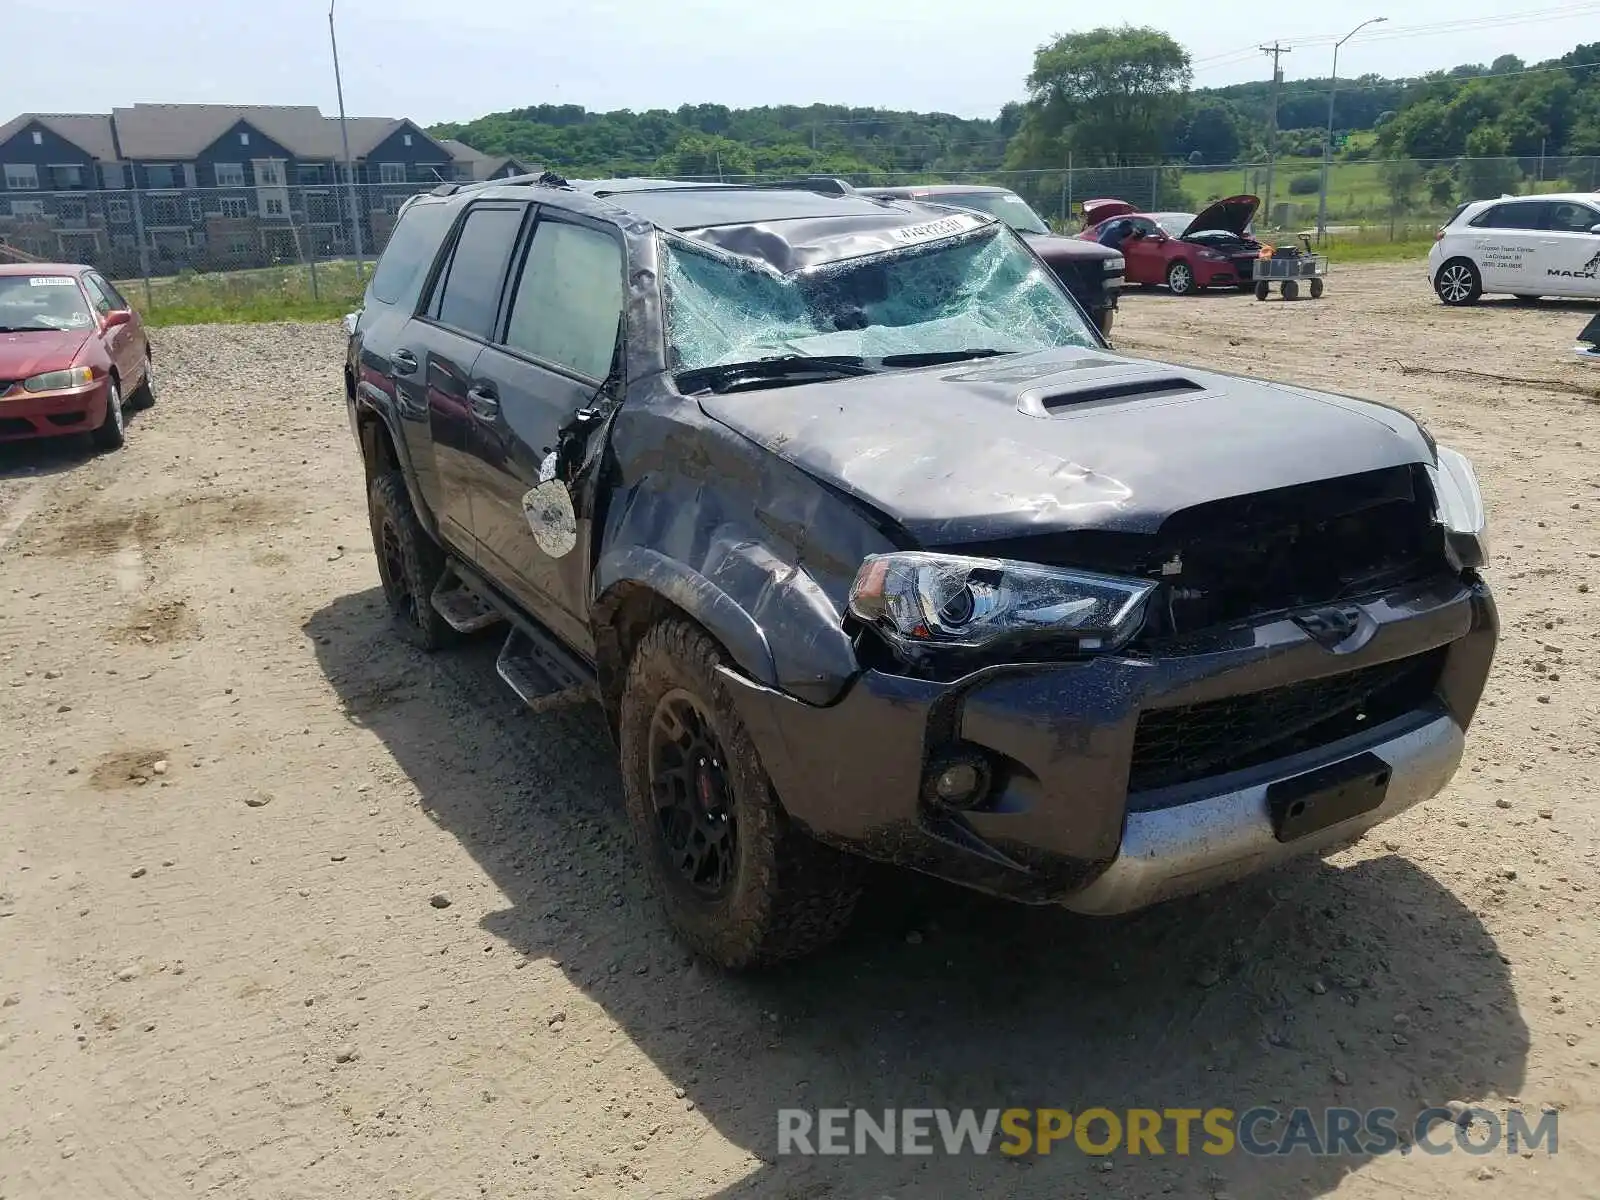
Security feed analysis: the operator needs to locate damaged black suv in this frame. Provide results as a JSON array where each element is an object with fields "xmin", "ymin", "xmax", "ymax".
[{"xmin": 344, "ymin": 174, "xmax": 1497, "ymax": 969}]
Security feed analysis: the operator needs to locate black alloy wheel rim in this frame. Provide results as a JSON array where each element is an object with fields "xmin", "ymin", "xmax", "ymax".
[
  {"xmin": 648, "ymin": 689, "xmax": 738, "ymax": 897},
  {"xmin": 379, "ymin": 517, "xmax": 415, "ymax": 623}
]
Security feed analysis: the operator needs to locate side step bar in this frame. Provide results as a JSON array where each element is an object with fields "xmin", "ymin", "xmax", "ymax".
[
  {"xmin": 496, "ymin": 628, "xmax": 594, "ymax": 712},
  {"xmin": 431, "ymin": 570, "xmax": 505, "ymax": 634}
]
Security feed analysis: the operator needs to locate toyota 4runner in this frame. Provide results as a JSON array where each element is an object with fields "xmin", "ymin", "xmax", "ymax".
[{"xmin": 344, "ymin": 173, "xmax": 1497, "ymax": 969}]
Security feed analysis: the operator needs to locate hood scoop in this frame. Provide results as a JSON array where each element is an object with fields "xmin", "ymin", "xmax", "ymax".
[{"xmin": 1020, "ymin": 375, "xmax": 1206, "ymax": 418}]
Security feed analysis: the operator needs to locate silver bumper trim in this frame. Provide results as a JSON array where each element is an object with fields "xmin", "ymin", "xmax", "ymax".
[{"xmin": 1062, "ymin": 715, "xmax": 1465, "ymax": 916}]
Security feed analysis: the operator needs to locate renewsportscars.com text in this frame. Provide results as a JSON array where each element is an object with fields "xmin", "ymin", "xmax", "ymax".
[{"xmin": 777, "ymin": 1107, "xmax": 1558, "ymax": 1158}]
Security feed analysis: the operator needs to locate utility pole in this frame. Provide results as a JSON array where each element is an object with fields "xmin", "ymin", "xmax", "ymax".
[
  {"xmin": 330, "ymin": 0, "xmax": 366, "ymax": 282},
  {"xmin": 1318, "ymin": 17, "xmax": 1387, "ymax": 243},
  {"xmin": 1260, "ymin": 43, "xmax": 1290, "ymax": 231}
]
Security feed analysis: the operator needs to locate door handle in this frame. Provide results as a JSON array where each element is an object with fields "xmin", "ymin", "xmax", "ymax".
[
  {"xmin": 467, "ymin": 384, "xmax": 500, "ymax": 420},
  {"xmin": 392, "ymin": 349, "xmax": 418, "ymax": 376}
]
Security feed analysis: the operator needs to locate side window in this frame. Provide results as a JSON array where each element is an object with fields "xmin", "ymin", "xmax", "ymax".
[
  {"xmin": 91, "ymin": 273, "xmax": 129, "ymax": 310},
  {"xmin": 501, "ymin": 220, "xmax": 624, "ymax": 380},
  {"xmin": 1547, "ymin": 202, "xmax": 1600, "ymax": 233},
  {"xmin": 427, "ymin": 206, "xmax": 525, "ymax": 338},
  {"xmin": 80, "ymin": 274, "xmax": 113, "ymax": 316},
  {"xmin": 1478, "ymin": 202, "xmax": 1544, "ymax": 230},
  {"xmin": 369, "ymin": 200, "xmax": 455, "ymax": 309}
]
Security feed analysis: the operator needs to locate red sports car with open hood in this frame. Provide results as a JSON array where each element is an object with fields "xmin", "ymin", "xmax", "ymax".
[
  {"xmin": 1078, "ymin": 195, "xmax": 1262, "ymax": 295},
  {"xmin": 0, "ymin": 262, "xmax": 154, "ymax": 451}
]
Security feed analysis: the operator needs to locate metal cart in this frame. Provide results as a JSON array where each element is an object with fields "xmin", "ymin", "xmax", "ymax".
[{"xmin": 1251, "ymin": 237, "xmax": 1328, "ymax": 301}]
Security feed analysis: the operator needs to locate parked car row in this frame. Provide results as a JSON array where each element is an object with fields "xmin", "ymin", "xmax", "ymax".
[{"xmin": 343, "ymin": 173, "xmax": 1495, "ymax": 970}]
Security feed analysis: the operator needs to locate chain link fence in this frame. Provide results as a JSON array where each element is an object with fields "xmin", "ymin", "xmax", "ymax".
[{"xmin": 5, "ymin": 157, "xmax": 1598, "ymax": 315}]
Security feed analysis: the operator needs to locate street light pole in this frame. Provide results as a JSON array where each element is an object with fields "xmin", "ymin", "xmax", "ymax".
[
  {"xmin": 330, "ymin": 0, "xmax": 366, "ymax": 282},
  {"xmin": 1317, "ymin": 16, "xmax": 1386, "ymax": 243}
]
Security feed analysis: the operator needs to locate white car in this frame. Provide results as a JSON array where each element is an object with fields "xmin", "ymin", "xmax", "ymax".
[{"xmin": 1428, "ymin": 192, "xmax": 1600, "ymax": 306}]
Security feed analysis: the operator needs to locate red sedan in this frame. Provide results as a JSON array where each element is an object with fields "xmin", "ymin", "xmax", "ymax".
[
  {"xmin": 0, "ymin": 262, "xmax": 154, "ymax": 451},
  {"xmin": 1078, "ymin": 195, "xmax": 1263, "ymax": 295}
]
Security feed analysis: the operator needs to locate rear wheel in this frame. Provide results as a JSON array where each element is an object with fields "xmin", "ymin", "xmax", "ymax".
[
  {"xmin": 1254, "ymin": 281, "xmax": 1270, "ymax": 301},
  {"xmin": 1435, "ymin": 259, "xmax": 1482, "ymax": 306},
  {"xmin": 619, "ymin": 619, "xmax": 863, "ymax": 969},
  {"xmin": 90, "ymin": 379, "xmax": 125, "ymax": 452},
  {"xmin": 1281, "ymin": 279, "xmax": 1300, "ymax": 301},
  {"xmin": 367, "ymin": 470, "xmax": 457, "ymax": 651},
  {"xmin": 1166, "ymin": 260, "xmax": 1196, "ymax": 296},
  {"xmin": 1310, "ymin": 277, "xmax": 1325, "ymax": 300}
]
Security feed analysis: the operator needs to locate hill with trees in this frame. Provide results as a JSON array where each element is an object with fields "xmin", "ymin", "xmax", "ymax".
[{"xmin": 428, "ymin": 35, "xmax": 1600, "ymax": 182}]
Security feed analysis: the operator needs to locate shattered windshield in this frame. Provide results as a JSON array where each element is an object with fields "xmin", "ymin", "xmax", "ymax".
[
  {"xmin": 661, "ymin": 226, "xmax": 1096, "ymax": 373},
  {"xmin": 934, "ymin": 192, "xmax": 1051, "ymax": 236}
]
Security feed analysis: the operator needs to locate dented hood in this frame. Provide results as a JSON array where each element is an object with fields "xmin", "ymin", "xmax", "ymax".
[{"xmin": 698, "ymin": 347, "xmax": 1434, "ymax": 545}]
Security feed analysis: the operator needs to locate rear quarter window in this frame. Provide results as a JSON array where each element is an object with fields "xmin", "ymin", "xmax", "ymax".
[{"xmin": 369, "ymin": 200, "xmax": 456, "ymax": 309}]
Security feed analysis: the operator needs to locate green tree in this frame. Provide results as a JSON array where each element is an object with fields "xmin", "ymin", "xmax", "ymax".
[
  {"xmin": 653, "ymin": 134, "xmax": 755, "ymax": 179},
  {"xmin": 1425, "ymin": 166, "xmax": 1457, "ymax": 206},
  {"xmin": 1378, "ymin": 158, "xmax": 1422, "ymax": 235},
  {"xmin": 1006, "ymin": 26, "xmax": 1191, "ymax": 169},
  {"xmin": 1457, "ymin": 126, "xmax": 1521, "ymax": 199}
]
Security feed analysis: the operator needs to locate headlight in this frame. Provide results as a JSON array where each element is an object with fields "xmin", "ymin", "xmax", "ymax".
[
  {"xmin": 1197, "ymin": 249, "xmax": 1225, "ymax": 260},
  {"xmin": 1103, "ymin": 256, "xmax": 1125, "ymax": 272},
  {"xmin": 1427, "ymin": 445, "xmax": 1488, "ymax": 569},
  {"xmin": 22, "ymin": 366, "xmax": 94, "ymax": 393},
  {"xmin": 848, "ymin": 552, "xmax": 1156, "ymax": 656}
]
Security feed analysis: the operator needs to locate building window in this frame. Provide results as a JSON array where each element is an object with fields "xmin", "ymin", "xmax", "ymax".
[
  {"xmin": 214, "ymin": 162, "xmax": 246, "ymax": 187},
  {"xmin": 228, "ymin": 237, "xmax": 251, "ymax": 254},
  {"xmin": 254, "ymin": 160, "xmax": 285, "ymax": 186},
  {"xmin": 239, "ymin": 132, "xmax": 250, "ymax": 146},
  {"xmin": 31, "ymin": 131, "xmax": 43, "ymax": 146},
  {"xmin": 189, "ymin": 197, "xmax": 203, "ymax": 222},
  {"xmin": 58, "ymin": 200, "xmax": 86, "ymax": 223},
  {"xmin": 380, "ymin": 162, "xmax": 407, "ymax": 184},
  {"xmin": 297, "ymin": 164, "xmax": 328, "ymax": 185},
  {"xmin": 8, "ymin": 199, "xmax": 45, "ymax": 217},
  {"xmin": 48, "ymin": 165, "xmax": 86, "ymax": 190},
  {"xmin": 403, "ymin": 133, "xmax": 413, "ymax": 147},
  {"xmin": 145, "ymin": 164, "xmax": 179, "ymax": 189},
  {"xmin": 101, "ymin": 162, "xmax": 125, "ymax": 189},
  {"xmin": 219, "ymin": 197, "xmax": 250, "ymax": 218},
  {"xmin": 108, "ymin": 198, "xmax": 131, "ymax": 222},
  {"xmin": 263, "ymin": 196, "xmax": 286, "ymax": 217},
  {"xmin": 3, "ymin": 164, "xmax": 40, "ymax": 190},
  {"xmin": 150, "ymin": 197, "xmax": 181, "ymax": 224}
]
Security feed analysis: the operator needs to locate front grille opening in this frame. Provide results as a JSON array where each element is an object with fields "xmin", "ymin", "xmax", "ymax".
[{"xmin": 1128, "ymin": 647, "xmax": 1446, "ymax": 793}]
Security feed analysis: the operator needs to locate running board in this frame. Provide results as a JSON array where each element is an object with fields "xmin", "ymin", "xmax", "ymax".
[
  {"xmin": 495, "ymin": 627, "xmax": 595, "ymax": 713},
  {"xmin": 431, "ymin": 572, "xmax": 504, "ymax": 634}
]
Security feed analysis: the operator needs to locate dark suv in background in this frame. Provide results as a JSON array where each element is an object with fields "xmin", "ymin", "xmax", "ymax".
[
  {"xmin": 857, "ymin": 183, "xmax": 1123, "ymax": 336},
  {"xmin": 344, "ymin": 174, "xmax": 1495, "ymax": 970}
]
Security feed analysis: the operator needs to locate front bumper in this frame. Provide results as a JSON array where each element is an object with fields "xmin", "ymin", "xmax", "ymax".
[
  {"xmin": 723, "ymin": 573, "xmax": 1496, "ymax": 913},
  {"xmin": 0, "ymin": 380, "xmax": 109, "ymax": 441}
]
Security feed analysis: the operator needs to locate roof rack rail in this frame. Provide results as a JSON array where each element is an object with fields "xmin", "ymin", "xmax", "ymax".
[
  {"xmin": 431, "ymin": 170, "xmax": 571, "ymax": 198},
  {"xmin": 591, "ymin": 176, "xmax": 859, "ymax": 199}
]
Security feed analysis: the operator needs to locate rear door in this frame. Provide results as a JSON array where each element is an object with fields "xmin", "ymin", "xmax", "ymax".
[
  {"xmin": 1538, "ymin": 199, "xmax": 1600, "ymax": 296},
  {"xmin": 1470, "ymin": 201, "xmax": 1546, "ymax": 291},
  {"xmin": 402, "ymin": 202, "xmax": 528, "ymax": 553},
  {"xmin": 467, "ymin": 211, "xmax": 627, "ymax": 653}
]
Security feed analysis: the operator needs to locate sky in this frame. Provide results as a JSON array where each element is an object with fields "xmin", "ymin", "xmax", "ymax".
[{"xmin": 5, "ymin": 0, "xmax": 1600, "ymax": 126}]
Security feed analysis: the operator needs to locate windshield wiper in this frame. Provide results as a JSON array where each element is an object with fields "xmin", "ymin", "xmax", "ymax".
[
  {"xmin": 675, "ymin": 354, "xmax": 879, "ymax": 395},
  {"xmin": 875, "ymin": 349, "xmax": 1015, "ymax": 368},
  {"xmin": 0, "ymin": 325, "xmax": 54, "ymax": 333}
]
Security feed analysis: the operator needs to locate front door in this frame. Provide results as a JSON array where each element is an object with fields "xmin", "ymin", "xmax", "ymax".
[
  {"xmin": 1538, "ymin": 199, "xmax": 1600, "ymax": 297},
  {"xmin": 467, "ymin": 212, "xmax": 627, "ymax": 655},
  {"xmin": 406, "ymin": 201, "xmax": 528, "ymax": 553},
  {"xmin": 1121, "ymin": 218, "xmax": 1166, "ymax": 284},
  {"xmin": 78, "ymin": 272, "xmax": 136, "ymax": 383}
]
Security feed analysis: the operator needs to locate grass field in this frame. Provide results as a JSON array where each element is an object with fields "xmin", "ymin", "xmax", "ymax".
[{"xmin": 117, "ymin": 260, "xmax": 367, "ymax": 327}]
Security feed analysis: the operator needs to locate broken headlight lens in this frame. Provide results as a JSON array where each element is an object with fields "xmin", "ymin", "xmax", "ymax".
[
  {"xmin": 1427, "ymin": 444, "xmax": 1488, "ymax": 569},
  {"xmin": 848, "ymin": 552, "xmax": 1156, "ymax": 655}
]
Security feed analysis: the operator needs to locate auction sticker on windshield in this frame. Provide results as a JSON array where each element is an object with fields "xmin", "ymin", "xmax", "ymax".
[
  {"xmin": 29, "ymin": 277, "xmax": 77, "ymax": 286},
  {"xmin": 890, "ymin": 213, "xmax": 987, "ymax": 246}
]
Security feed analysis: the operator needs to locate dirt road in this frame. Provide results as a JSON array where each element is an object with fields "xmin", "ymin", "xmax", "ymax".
[{"xmin": 2, "ymin": 264, "xmax": 1597, "ymax": 1198}]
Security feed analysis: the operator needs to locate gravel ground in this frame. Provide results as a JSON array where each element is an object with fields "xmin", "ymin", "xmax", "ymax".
[{"xmin": 1, "ymin": 262, "xmax": 1598, "ymax": 1198}]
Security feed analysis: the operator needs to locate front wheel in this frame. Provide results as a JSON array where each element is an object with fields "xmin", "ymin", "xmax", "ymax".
[
  {"xmin": 1166, "ymin": 260, "xmax": 1196, "ymax": 296},
  {"xmin": 619, "ymin": 620, "xmax": 863, "ymax": 969},
  {"xmin": 1310, "ymin": 277, "xmax": 1325, "ymax": 300},
  {"xmin": 1435, "ymin": 259, "xmax": 1482, "ymax": 306},
  {"xmin": 1254, "ymin": 281, "xmax": 1270, "ymax": 301},
  {"xmin": 1281, "ymin": 279, "xmax": 1300, "ymax": 301},
  {"xmin": 90, "ymin": 379, "xmax": 125, "ymax": 452},
  {"xmin": 1096, "ymin": 308, "xmax": 1114, "ymax": 340}
]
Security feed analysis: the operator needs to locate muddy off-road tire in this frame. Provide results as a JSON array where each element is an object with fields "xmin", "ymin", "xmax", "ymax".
[
  {"xmin": 367, "ymin": 470, "xmax": 457, "ymax": 652},
  {"xmin": 619, "ymin": 619, "xmax": 863, "ymax": 969}
]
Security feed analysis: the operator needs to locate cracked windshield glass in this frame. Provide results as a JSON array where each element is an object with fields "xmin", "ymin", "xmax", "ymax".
[{"xmin": 662, "ymin": 227, "xmax": 1096, "ymax": 371}]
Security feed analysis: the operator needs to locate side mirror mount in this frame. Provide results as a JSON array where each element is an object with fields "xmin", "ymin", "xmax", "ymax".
[
  {"xmin": 1589, "ymin": 223, "xmax": 1600, "ymax": 235},
  {"xmin": 103, "ymin": 309, "xmax": 133, "ymax": 329}
]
